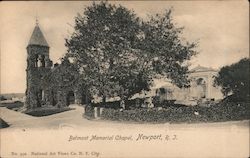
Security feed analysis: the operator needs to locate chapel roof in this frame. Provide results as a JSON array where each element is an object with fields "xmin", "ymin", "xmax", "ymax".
[
  {"xmin": 189, "ymin": 65, "xmax": 217, "ymax": 73},
  {"xmin": 28, "ymin": 24, "xmax": 49, "ymax": 47}
]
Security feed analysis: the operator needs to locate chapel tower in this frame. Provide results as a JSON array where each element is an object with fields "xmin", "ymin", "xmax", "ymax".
[{"xmin": 25, "ymin": 21, "xmax": 52, "ymax": 108}]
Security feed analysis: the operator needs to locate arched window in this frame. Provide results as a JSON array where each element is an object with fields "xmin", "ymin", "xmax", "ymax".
[
  {"xmin": 196, "ymin": 78, "xmax": 205, "ymax": 85},
  {"xmin": 41, "ymin": 55, "xmax": 45, "ymax": 67},
  {"xmin": 38, "ymin": 55, "xmax": 45, "ymax": 67},
  {"xmin": 41, "ymin": 90, "xmax": 45, "ymax": 101},
  {"xmin": 35, "ymin": 54, "xmax": 38, "ymax": 67},
  {"xmin": 159, "ymin": 88, "xmax": 166, "ymax": 94}
]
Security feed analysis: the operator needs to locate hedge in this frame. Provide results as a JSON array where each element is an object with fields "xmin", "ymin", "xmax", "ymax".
[
  {"xmin": 91, "ymin": 101, "xmax": 120, "ymax": 109},
  {"xmin": 90, "ymin": 98, "xmax": 146, "ymax": 109},
  {"xmin": 99, "ymin": 102, "xmax": 250, "ymax": 123}
]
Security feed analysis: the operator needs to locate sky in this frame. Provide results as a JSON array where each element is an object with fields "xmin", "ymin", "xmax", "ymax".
[{"xmin": 0, "ymin": 1, "xmax": 249, "ymax": 94}]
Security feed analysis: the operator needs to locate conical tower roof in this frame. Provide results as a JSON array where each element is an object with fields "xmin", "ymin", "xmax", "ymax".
[{"xmin": 28, "ymin": 24, "xmax": 49, "ymax": 47}]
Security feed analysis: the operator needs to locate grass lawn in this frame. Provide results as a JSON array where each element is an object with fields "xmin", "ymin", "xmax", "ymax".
[
  {"xmin": 0, "ymin": 118, "xmax": 9, "ymax": 128},
  {"xmin": 1, "ymin": 101, "xmax": 73, "ymax": 117},
  {"xmin": 25, "ymin": 107, "xmax": 74, "ymax": 117},
  {"xmin": 0, "ymin": 101, "xmax": 24, "ymax": 111}
]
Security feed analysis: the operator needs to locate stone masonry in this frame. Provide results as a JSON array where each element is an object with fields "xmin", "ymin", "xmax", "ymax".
[{"xmin": 25, "ymin": 23, "xmax": 87, "ymax": 109}]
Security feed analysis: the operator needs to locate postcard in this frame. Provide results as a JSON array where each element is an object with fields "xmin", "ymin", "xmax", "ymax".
[{"xmin": 1, "ymin": 1, "xmax": 249, "ymax": 158}]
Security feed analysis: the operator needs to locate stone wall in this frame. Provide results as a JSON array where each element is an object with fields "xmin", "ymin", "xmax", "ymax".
[{"xmin": 25, "ymin": 45, "xmax": 52, "ymax": 109}]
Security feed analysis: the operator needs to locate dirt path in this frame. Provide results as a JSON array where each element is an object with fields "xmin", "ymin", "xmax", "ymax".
[
  {"xmin": 0, "ymin": 105, "xmax": 87, "ymax": 129},
  {"xmin": 1, "ymin": 105, "xmax": 249, "ymax": 157},
  {"xmin": 0, "ymin": 106, "xmax": 36, "ymax": 127}
]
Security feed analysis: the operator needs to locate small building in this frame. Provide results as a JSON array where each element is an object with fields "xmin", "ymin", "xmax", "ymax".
[{"xmin": 153, "ymin": 66, "xmax": 224, "ymax": 105}]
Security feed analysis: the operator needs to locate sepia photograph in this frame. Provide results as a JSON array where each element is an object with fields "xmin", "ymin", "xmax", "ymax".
[{"xmin": 0, "ymin": 0, "xmax": 249, "ymax": 158}]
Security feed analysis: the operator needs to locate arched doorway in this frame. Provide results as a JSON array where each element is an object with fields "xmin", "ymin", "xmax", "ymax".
[
  {"xmin": 196, "ymin": 78, "xmax": 207, "ymax": 98},
  {"xmin": 36, "ymin": 89, "xmax": 43, "ymax": 107},
  {"xmin": 67, "ymin": 91, "xmax": 75, "ymax": 106}
]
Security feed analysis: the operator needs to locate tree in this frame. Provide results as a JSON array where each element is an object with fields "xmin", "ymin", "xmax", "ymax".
[
  {"xmin": 65, "ymin": 2, "xmax": 149, "ymax": 104},
  {"xmin": 65, "ymin": 2, "xmax": 197, "ymax": 107},
  {"xmin": 214, "ymin": 58, "xmax": 250, "ymax": 101},
  {"xmin": 140, "ymin": 10, "xmax": 197, "ymax": 88}
]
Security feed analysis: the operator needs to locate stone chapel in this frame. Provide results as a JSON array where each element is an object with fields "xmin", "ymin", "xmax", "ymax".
[{"xmin": 25, "ymin": 22, "xmax": 88, "ymax": 109}]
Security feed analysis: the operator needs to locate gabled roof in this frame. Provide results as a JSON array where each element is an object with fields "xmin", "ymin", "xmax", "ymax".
[
  {"xmin": 189, "ymin": 65, "xmax": 217, "ymax": 73},
  {"xmin": 28, "ymin": 25, "xmax": 49, "ymax": 47}
]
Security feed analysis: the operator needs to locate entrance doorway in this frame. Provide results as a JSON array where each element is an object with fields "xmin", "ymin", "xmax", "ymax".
[
  {"xmin": 36, "ymin": 89, "xmax": 43, "ymax": 107},
  {"xmin": 52, "ymin": 90, "xmax": 57, "ymax": 106},
  {"xmin": 67, "ymin": 91, "xmax": 75, "ymax": 106}
]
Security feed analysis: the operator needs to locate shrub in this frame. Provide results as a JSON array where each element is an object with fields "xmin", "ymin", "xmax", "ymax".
[
  {"xmin": 152, "ymin": 96, "xmax": 160, "ymax": 106},
  {"xmin": 84, "ymin": 105, "xmax": 95, "ymax": 119},
  {"xmin": 91, "ymin": 101, "xmax": 120, "ymax": 109},
  {"xmin": 0, "ymin": 96, "xmax": 7, "ymax": 101},
  {"xmin": 125, "ymin": 98, "xmax": 145, "ymax": 109},
  {"xmin": 90, "ymin": 98, "xmax": 146, "ymax": 109},
  {"xmin": 152, "ymin": 96, "xmax": 184, "ymax": 108},
  {"xmin": 100, "ymin": 102, "xmax": 250, "ymax": 123}
]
